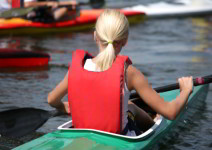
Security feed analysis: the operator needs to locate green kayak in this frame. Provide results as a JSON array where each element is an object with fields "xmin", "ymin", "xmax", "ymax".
[{"xmin": 13, "ymin": 84, "xmax": 209, "ymax": 150}]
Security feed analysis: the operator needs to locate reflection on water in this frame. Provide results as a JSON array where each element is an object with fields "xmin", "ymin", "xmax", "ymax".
[
  {"xmin": 0, "ymin": 66, "xmax": 49, "ymax": 73},
  {"xmin": 191, "ymin": 17, "xmax": 212, "ymax": 64},
  {"xmin": 192, "ymin": 18, "xmax": 211, "ymax": 52}
]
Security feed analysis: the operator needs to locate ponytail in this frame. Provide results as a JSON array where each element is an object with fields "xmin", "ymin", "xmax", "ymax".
[{"xmin": 95, "ymin": 41, "xmax": 116, "ymax": 71}]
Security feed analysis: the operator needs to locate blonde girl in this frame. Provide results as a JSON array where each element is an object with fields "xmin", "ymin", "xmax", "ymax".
[{"xmin": 48, "ymin": 9, "xmax": 193, "ymax": 136}]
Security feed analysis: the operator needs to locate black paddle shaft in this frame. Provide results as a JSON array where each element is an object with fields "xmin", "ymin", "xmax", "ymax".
[
  {"xmin": 54, "ymin": 0, "xmax": 105, "ymax": 9},
  {"xmin": 130, "ymin": 75, "xmax": 212, "ymax": 99},
  {"xmin": 79, "ymin": 0, "xmax": 105, "ymax": 9}
]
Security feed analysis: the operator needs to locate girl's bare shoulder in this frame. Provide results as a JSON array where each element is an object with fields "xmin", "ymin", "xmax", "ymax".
[
  {"xmin": 126, "ymin": 65, "xmax": 148, "ymax": 90},
  {"xmin": 127, "ymin": 65, "xmax": 145, "ymax": 79}
]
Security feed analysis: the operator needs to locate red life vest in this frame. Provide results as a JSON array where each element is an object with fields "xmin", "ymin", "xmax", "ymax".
[
  {"xmin": 68, "ymin": 49, "xmax": 132, "ymax": 134},
  {"xmin": 12, "ymin": 0, "xmax": 24, "ymax": 8}
]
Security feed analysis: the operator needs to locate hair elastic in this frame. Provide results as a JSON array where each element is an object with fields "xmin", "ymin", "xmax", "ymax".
[{"xmin": 108, "ymin": 41, "xmax": 113, "ymax": 44}]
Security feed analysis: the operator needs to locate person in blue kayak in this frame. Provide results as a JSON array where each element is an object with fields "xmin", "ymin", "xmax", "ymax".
[
  {"xmin": 47, "ymin": 9, "xmax": 193, "ymax": 136},
  {"xmin": 11, "ymin": 0, "xmax": 78, "ymax": 22}
]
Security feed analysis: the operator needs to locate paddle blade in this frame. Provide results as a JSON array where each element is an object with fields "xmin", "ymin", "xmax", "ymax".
[
  {"xmin": 90, "ymin": 0, "xmax": 105, "ymax": 8},
  {"xmin": 0, "ymin": 7, "xmax": 34, "ymax": 19},
  {"xmin": 79, "ymin": 0, "xmax": 105, "ymax": 9},
  {"xmin": 0, "ymin": 108, "xmax": 54, "ymax": 138}
]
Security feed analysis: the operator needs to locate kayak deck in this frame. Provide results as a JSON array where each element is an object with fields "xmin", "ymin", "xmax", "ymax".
[
  {"xmin": 0, "ymin": 9, "xmax": 144, "ymax": 35},
  {"xmin": 57, "ymin": 115, "xmax": 163, "ymax": 141},
  {"xmin": 13, "ymin": 85, "xmax": 209, "ymax": 150}
]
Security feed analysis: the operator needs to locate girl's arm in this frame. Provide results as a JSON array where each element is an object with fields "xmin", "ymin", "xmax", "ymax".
[
  {"xmin": 47, "ymin": 71, "xmax": 70, "ymax": 114},
  {"xmin": 127, "ymin": 65, "xmax": 193, "ymax": 120}
]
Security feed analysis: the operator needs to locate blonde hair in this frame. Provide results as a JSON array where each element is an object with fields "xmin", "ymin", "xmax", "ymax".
[{"xmin": 95, "ymin": 9, "xmax": 129, "ymax": 71}]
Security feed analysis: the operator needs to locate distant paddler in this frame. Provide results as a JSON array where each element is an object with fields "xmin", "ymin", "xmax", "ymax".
[
  {"xmin": 11, "ymin": 0, "xmax": 79, "ymax": 22},
  {"xmin": 0, "ymin": 0, "xmax": 105, "ymax": 22}
]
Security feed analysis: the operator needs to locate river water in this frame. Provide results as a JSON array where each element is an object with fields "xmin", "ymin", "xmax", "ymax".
[{"xmin": 0, "ymin": 0, "xmax": 212, "ymax": 149}]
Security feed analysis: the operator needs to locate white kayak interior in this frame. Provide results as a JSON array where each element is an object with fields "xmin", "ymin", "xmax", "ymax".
[
  {"xmin": 58, "ymin": 115, "xmax": 163, "ymax": 140},
  {"xmin": 124, "ymin": 0, "xmax": 212, "ymax": 18}
]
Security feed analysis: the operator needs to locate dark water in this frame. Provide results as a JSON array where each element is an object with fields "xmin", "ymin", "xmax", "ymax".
[{"xmin": 0, "ymin": 0, "xmax": 212, "ymax": 149}]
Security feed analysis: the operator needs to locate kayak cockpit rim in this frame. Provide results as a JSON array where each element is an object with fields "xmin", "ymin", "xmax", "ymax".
[{"xmin": 57, "ymin": 115, "xmax": 163, "ymax": 140}]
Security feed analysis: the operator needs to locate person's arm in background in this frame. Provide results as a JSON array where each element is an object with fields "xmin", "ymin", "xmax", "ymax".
[
  {"xmin": 24, "ymin": 0, "xmax": 77, "ymax": 8},
  {"xmin": 24, "ymin": 1, "xmax": 58, "ymax": 8},
  {"xmin": 7, "ymin": 0, "xmax": 12, "ymax": 4},
  {"xmin": 127, "ymin": 65, "xmax": 193, "ymax": 120}
]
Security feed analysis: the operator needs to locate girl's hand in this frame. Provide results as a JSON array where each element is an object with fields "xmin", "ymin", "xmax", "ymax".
[
  {"xmin": 63, "ymin": 102, "xmax": 71, "ymax": 115},
  {"xmin": 178, "ymin": 76, "xmax": 193, "ymax": 94},
  {"xmin": 56, "ymin": 101, "xmax": 70, "ymax": 115}
]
